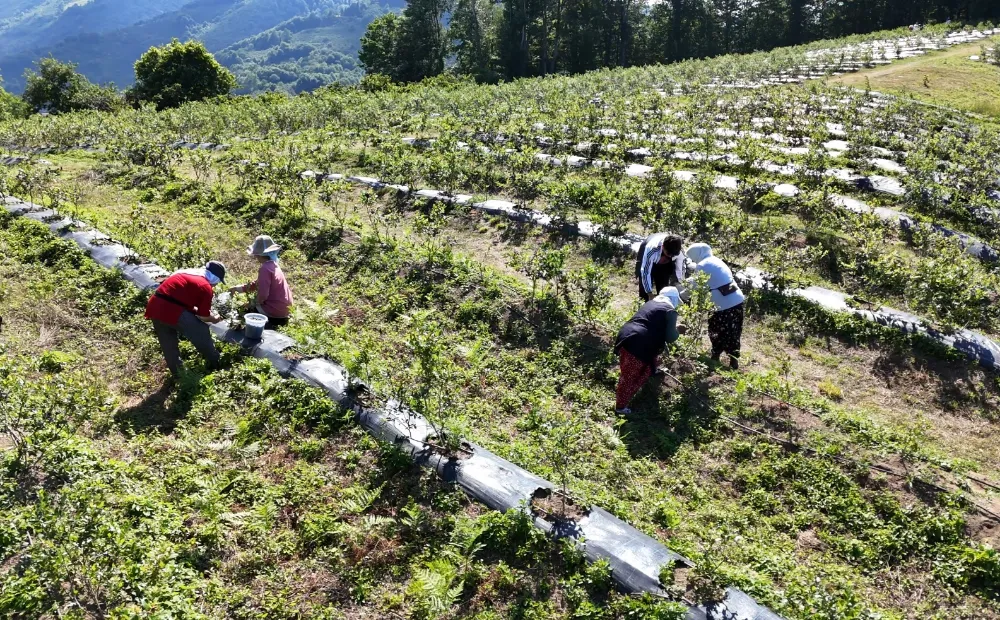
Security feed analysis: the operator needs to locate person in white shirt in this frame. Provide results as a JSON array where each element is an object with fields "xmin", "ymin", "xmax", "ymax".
[{"xmin": 686, "ymin": 243, "xmax": 746, "ymax": 369}]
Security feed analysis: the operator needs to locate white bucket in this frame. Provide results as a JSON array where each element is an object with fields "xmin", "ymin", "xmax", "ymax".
[{"xmin": 245, "ymin": 313, "xmax": 267, "ymax": 340}]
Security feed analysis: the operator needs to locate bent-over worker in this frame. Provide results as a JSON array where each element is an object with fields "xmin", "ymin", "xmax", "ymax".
[
  {"xmin": 229, "ymin": 235, "xmax": 293, "ymax": 328},
  {"xmin": 613, "ymin": 287, "xmax": 682, "ymax": 415},
  {"xmin": 145, "ymin": 261, "xmax": 227, "ymax": 377},
  {"xmin": 686, "ymin": 243, "xmax": 745, "ymax": 369},
  {"xmin": 636, "ymin": 233, "xmax": 686, "ymax": 301}
]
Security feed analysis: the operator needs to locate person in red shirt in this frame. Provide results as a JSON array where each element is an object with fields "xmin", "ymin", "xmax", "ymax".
[{"xmin": 145, "ymin": 261, "xmax": 227, "ymax": 377}]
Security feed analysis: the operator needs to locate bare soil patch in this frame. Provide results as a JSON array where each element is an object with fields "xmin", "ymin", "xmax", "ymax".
[{"xmin": 531, "ymin": 487, "xmax": 589, "ymax": 523}]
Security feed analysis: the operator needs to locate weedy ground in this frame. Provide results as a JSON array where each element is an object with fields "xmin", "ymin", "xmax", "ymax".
[{"xmin": 0, "ymin": 212, "xmax": 686, "ymax": 619}]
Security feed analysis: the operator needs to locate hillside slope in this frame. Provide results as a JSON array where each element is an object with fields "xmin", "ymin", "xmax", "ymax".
[
  {"xmin": 0, "ymin": 0, "xmax": 396, "ymax": 94},
  {"xmin": 831, "ymin": 40, "xmax": 1000, "ymax": 118}
]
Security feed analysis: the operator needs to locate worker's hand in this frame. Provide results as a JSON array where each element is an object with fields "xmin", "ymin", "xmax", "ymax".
[
  {"xmin": 676, "ymin": 324, "xmax": 689, "ymax": 335},
  {"xmin": 228, "ymin": 286, "xmax": 241, "ymax": 294}
]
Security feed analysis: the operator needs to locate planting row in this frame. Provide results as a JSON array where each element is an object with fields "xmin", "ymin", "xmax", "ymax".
[
  {"xmin": 274, "ymin": 164, "xmax": 1000, "ymax": 372},
  {"xmin": 1, "ymin": 195, "xmax": 784, "ymax": 619},
  {"xmin": 0, "ymin": 215, "xmax": 708, "ymax": 618},
  {"xmin": 5, "ymin": 144, "xmax": 1000, "ymax": 617},
  {"xmin": 397, "ymin": 135, "xmax": 998, "ymax": 265}
]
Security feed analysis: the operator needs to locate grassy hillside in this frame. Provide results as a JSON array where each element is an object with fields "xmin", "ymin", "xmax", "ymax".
[
  {"xmin": 0, "ymin": 0, "xmax": 388, "ymax": 95},
  {"xmin": 832, "ymin": 39, "xmax": 1000, "ymax": 118},
  {"xmin": 0, "ymin": 212, "xmax": 672, "ymax": 618}
]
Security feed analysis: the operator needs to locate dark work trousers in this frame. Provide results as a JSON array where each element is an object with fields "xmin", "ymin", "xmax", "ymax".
[
  {"xmin": 265, "ymin": 316, "xmax": 289, "ymax": 329},
  {"xmin": 151, "ymin": 310, "xmax": 220, "ymax": 377}
]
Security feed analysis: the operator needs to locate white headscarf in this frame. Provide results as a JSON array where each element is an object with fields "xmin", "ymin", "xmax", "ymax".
[
  {"xmin": 653, "ymin": 286, "xmax": 681, "ymax": 310},
  {"xmin": 686, "ymin": 243, "xmax": 713, "ymax": 265}
]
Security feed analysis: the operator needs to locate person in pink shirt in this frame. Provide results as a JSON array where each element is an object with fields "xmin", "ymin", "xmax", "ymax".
[{"xmin": 230, "ymin": 235, "xmax": 294, "ymax": 328}]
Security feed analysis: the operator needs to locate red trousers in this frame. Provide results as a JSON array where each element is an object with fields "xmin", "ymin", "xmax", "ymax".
[{"xmin": 616, "ymin": 349, "xmax": 655, "ymax": 410}]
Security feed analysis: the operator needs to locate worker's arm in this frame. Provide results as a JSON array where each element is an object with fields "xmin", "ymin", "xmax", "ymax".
[
  {"xmin": 195, "ymin": 290, "xmax": 224, "ymax": 323},
  {"xmin": 638, "ymin": 246, "xmax": 658, "ymax": 298},
  {"xmin": 229, "ymin": 280, "xmax": 258, "ymax": 294},
  {"xmin": 673, "ymin": 254, "xmax": 687, "ymax": 284},
  {"xmin": 664, "ymin": 311, "xmax": 681, "ymax": 344},
  {"xmin": 683, "ymin": 263, "xmax": 704, "ymax": 290}
]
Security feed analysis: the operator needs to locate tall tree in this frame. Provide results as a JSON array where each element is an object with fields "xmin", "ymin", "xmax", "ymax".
[
  {"xmin": 786, "ymin": 0, "xmax": 808, "ymax": 45},
  {"xmin": 503, "ymin": 0, "xmax": 532, "ymax": 78},
  {"xmin": 359, "ymin": 13, "xmax": 405, "ymax": 78},
  {"xmin": 22, "ymin": 58, "xmax": 87, "ymax": 114},
  {"xmin": 130, "ymin": 40, "xmax": 237, "ymax": 110},
  {"xmin": 670, "ymin": 0, "xmax": 686, "ymax": 61},
  {"xmin": 711, "ymin": 0, "xmax": 742, "ymax": 54},
  {"xmin": 450, "ymin": 0, "xmax": 500, "ymax": 81},
  {"xmin": 0, "ymin": 77, "xmax": 28, "ymax": 121},
  {"xmin": 559, "ymin": 0, "xmax": 606, "ymax": 73},
  {"xmin": 396, "ymin": 0, "xmax": 452, "ymax": 82}
]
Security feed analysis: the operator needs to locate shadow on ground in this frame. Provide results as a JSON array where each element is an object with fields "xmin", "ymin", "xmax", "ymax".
[
  {"xmin": 114, "ymin": 381, "xmax": 179, "ymax": 434},
  {"xmin": 114, "ymin": 369, "xmax": 207, "ymax": 435},
  {"xmin": 619, "ymin": 373, "xmax": 719, "ymax": 460}
]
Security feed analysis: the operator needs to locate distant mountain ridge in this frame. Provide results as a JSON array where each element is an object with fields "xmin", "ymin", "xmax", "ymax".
[
  {"xmin": 0, "ymin": 1, "xmax": 191, "ymax": 65},
  {"xmin": 0, "ymin": 0, "xmax": 401, "ymax": 94}
]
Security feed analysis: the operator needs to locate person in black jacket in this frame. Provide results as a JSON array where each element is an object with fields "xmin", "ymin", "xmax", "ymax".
[{"xmin": 613, "ymin": 287, "xmax": 682, "ymax": 414}]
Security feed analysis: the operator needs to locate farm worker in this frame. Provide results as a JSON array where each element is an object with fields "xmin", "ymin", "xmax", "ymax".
[
  {"xmin": 636, "ymin": 233, "xmax": 687, "ymax": 301},
  {"xmin": 144, "ymin": 261, "xmax": 227, "ymax": 377},
  {"xmin": 229, "ymin": 234, "xmax": 293, "ymax": 328},
  {"xmin": 686, "ymin": 243, "xmax": 746, "ymax": 369},
  {"xmin": 613, "ymin": 287, "xmax": 682, "ymax": 415}
]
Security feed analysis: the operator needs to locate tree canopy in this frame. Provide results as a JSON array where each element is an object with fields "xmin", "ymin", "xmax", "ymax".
[
  {"xmin": 21, "ymin": 58, "xmax": 121, "ymax": 114},
  {"xmin": 359, "ymin": 13, "xmax": 404, "ymax": 78},
  {"xmin": 130, "ymin": 40, "xmax": 238, "ymax": 110},
  {"xmin": 362, "ymin": 0, "xmax": 1000, "ymax": 83},
  {"xmin": 0, "ymin": 78, "xmax": 28, "ymax": 121}
]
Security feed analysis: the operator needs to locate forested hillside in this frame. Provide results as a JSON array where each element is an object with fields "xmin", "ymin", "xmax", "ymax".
[
  {"xmin": 2, "ymin": 0, "xmax": 999, "ymax": 97},
  {"xmin": 0, "ymin": 0, "xmax": 190, "ymax": 56},
  {"xmin": 0, "ymin": 1, "xmax": 191, "ymax": 77},
  {"xmin": 369, "ymin": 0, "xmax": 1000, "ymax": 83},
  {"xmin": 0, "ymin": 0, "xmax": 399, "ymax": 94},
  {"xmin": 216, "ymin": 2, "xmax": 399, "ymax": 92}
]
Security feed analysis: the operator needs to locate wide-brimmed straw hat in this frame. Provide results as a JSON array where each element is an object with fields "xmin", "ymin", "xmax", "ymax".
[{"xmin": 248, "ymin": 235, "xmax": 282, "ymax": 256}]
